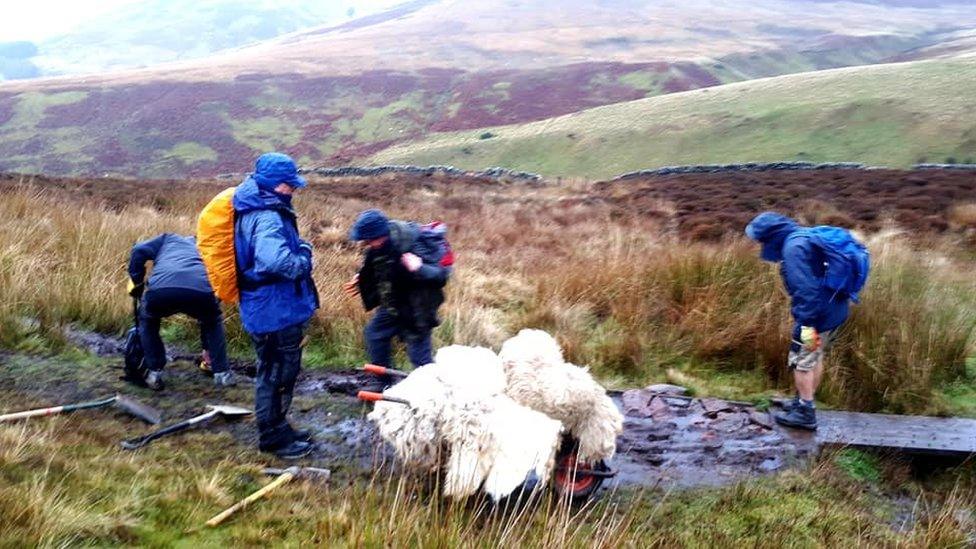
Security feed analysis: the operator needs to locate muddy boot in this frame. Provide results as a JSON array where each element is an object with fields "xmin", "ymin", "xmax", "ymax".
[
  {"xmin": 273, "ymin": 440, "xmax": 313, "ymax": 460},
  {"xmin": 145, "ymin": 370, "xmax": 165, "ymax": 391},
  {"xmin": 775, "ymin": 401, "xmax": 817, "ymax": 430},
  {"xmin": 213, "ymin": 371, "xmax": 236, "ymax": 388},
  {"xmin": 291, "ymin": 427, "xmax": 313, "ymax": 443},
  {"xmin": 780, "ymin": 394, "xmax": 800, "ymax": 413}
]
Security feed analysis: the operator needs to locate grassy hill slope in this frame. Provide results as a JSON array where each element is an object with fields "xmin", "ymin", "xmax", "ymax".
[{"xmin": 370, "ymin": 57, "xmax": 976, "ymax": 178}]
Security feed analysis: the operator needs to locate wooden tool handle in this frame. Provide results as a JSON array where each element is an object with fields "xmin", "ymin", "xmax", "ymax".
[
  {"xmin": 0, "ymin": 405, "xmax": 65, "ymax": 422},
  {"xmin": 206, "ymin": 471, "xmax": 295, "ymax": 527}
]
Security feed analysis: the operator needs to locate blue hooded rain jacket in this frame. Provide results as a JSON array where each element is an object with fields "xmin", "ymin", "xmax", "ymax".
[
  {"xmin": 233, "ymin": 176, "xmax": 318, "ymax": 335},
  {"xmin": 746, "ymin": 212, "xmax": 849, "ymax": 333}
]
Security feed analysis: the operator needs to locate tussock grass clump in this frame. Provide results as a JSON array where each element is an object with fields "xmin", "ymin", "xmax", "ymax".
[{"xmin": 0, "ymin": 175, "xmax": 974, "ymax": 413}]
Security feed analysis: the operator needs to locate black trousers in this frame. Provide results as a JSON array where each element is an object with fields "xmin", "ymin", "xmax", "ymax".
[
  {"xmin": 139, "ymin": 287, "xmax": 228, "ymax": 373},
  {"xmin": 250, "ymin": 323, "xmax": 305, "ymax": 450}
]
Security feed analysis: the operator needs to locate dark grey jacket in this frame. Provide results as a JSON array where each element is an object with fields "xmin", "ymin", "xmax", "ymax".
[{"xmin": 128, "ymin": 233, "xmax": 213, "ymax": 293}]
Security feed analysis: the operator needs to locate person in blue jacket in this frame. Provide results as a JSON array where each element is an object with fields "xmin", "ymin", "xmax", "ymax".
[
  {"xmin": 745, "ymin": 212, "xmax": 852, "ymax": 430},
  {"xmin": 128, "ymin": 233, "xmax": 232, "ymax": 390},
  {"xmin": 345, "ymin": 209, "xmax": 452, "ymax": 371},
  {"xmin": 234, "ymin": 152, "xmax": 319, "ymax": 459}
]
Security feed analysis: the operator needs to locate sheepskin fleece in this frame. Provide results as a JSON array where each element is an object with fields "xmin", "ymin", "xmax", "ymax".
[
  {"xmin": 499, "ymin": 329, "xmax": 624, "ymax": 463},
  {"xmin": 368, "ymin": 345, "xmax": 562, "ymax": 500}
]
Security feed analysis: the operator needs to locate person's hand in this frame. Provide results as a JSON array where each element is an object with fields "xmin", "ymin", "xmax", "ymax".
[
  {"xmin": 344, "ymin": 274, "xmax": 360, "ymax": 297},
  {"xmin": 800, "ymin": 326, "xmax": 821, "ymax": 351},
  {"xmin": 401, "ymin": 252, "xmax": 422, "ymax": 273},
  {"xmin": 127, "ymin": 278, "xmax": 144, "ymax": 298}
]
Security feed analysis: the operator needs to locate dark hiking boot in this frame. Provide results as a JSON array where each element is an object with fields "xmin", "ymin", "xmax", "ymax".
[
  {"xmin": 145, "ymin": 370, "xmax": 165, "ymax": 391},
  {"xmin": 775, "ymin": 402, "xmax": 817, "ymax": 431},
  {"xmin": 213, "ymin": 371, "xmax": 236, "ymax": 388},
  {"xmin": 780, "ymin": 394, "xmax": 801, "ymax": 413},
  {"xmin": 271, "ymin": 440, "xmax": 313, "ymax": 460},
  {"xmin": 292, "ymin": 428, "xmax": 313, "ymax": 443}
]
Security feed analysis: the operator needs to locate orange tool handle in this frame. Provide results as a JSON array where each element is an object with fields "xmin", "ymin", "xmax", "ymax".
[
  {"xmin": 358, "ymin": 391, "xmax": 385, "ymax": 402},
  {"xmin": 363, "ymin": 364, "xmax": 408, "ymax": 377},
  {"xmin": 357, "ymin": 391, "xmax": 411, "ymax": 406}
]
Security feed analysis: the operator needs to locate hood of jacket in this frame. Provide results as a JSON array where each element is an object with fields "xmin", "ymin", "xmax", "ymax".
[
  {"xmin": 746, "ymin": 212, "xmax": 800, "ymax": 262},
  {"xmin": 232, "ymin": 175, "xmax": 292, "ymax": 214}
]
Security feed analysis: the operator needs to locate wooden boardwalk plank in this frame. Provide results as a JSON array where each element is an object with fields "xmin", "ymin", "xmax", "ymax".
[{"xmin": 815, "ymin": 410, "xmax": 976, "ymax": 454}]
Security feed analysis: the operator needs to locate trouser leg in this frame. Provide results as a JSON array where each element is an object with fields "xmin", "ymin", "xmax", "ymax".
[
  {"xmin": 403, "ymin": 329, "xmax": 434, "ymax": 367},
  {"xmin": 188, "ymin": 294, "xmax": 228, "ymax": 374},
  {"xmin": 252, "ymin": 329, "xmax": 294, "ymax": 450},
  {"xmin": 138, "ymin": 292, "xmax": 168, "ymax": 372},
  {"xmin": 365, "ymin": 310, "xmax": 399, "ymax": 367}
]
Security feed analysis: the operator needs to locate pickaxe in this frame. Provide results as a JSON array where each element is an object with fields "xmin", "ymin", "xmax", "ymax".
[{"xmin": 205, "ymin": 466, "xmax": 331, "ymax": 527}]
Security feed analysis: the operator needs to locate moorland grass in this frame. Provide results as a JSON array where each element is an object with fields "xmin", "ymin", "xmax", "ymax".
[{"xmin": 0, "ymin": 177, "xmax": 973, "ymax": 414}]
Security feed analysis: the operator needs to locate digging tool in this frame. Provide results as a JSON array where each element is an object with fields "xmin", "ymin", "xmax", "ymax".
[
  {"xmin": 120, "ymin": 404, "xmax": 252, "ymax": 450},
  {"xmin": 205, "ymin": 466, "xmax": 331, "ymax": 527},
  {"xmin": 362, "ymin": 364, "xmax": 408, "ymax": 378},
  {"xmin": 0, "ymin": 394, "xmax": 161, "ymax": 425},
  {"xmin": 357, "ymin": 390, "xmax": 411, "ymax": 406}
]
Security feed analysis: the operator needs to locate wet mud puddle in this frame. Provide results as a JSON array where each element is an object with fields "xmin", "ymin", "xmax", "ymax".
[{"xmin": 609, "ymin": 387, "xmax": 817, "ymax": 488}]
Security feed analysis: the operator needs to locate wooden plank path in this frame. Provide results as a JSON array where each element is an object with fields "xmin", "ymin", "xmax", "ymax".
[{"xmin": 811, "ymin": 410, "xmax": 976, "ymax": 455}]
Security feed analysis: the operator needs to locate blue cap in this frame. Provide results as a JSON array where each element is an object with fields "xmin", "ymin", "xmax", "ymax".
[
  {"xmin": 350, "ymin": 209, "xmax": 390, "ymax": 241},
  {"xmin": 252, "ymin": 152, "xmax": 306, "ymax": 191}
]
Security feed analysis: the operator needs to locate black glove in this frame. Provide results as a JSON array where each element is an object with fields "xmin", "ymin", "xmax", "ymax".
[{"xmin": 127, "ymin": 279, "xmax": 145, "ymax": 299}]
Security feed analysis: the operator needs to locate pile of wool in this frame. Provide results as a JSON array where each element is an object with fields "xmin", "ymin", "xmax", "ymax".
[
  {"xmin": 368, "ymin": 345, "xmax": 563, "ymax": 500},
  {"xmin": 499, "ymin": 329, "xmax": 624, "ymax": 463}
]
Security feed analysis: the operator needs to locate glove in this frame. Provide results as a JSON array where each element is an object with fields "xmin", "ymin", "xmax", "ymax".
[
  {"xmin": 127, "ymin": 278, "xmax": 144, "ymax": 298},
  {"xmin": 298, "ymin": 241, "xmax": 314, "ymax": 267},
  {"xmin": 401, "ymin": 252, "xmax": 422, "ymax": 273},
  {"xmin": 343, "ymin": 273, "xmax": 360, "ymax": 297},
  {"xmin": 800, "ymin": 326, "xmax": 821, "ymax": 351}
]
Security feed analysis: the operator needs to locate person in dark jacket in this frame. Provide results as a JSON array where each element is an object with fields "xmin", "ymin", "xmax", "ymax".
[
  {"xmin": 346, "ymin": 209, "xmax": 452, "ymax": 371},
  {"xmin": 233, "ymin": 152, "xmax": 319, "ymax": 460},
  {"xmin": 128, "ymin": 233, "xmax": 232, "ymax": 390},
  {"xmin": 745, "ymin": 212, "xmax": 852, "ymax": 430}
]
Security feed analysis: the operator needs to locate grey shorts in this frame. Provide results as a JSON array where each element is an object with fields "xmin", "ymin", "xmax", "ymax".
[{"xmin": 788, "ymin": 331, "xmax": 832, "ymax": 372}]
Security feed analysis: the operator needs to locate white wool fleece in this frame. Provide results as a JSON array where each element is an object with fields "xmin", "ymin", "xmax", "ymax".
[
  {"xmin": 368, "ymin": 345, "xmax": 564, "ymax": 500},
  {"xmin": 499, "ymin": 329, "xmax": 624, "ymax": 463}
]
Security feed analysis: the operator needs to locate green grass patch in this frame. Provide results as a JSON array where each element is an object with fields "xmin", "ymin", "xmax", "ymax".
[{"xmin": 372, "ymin": 57, "xmax": 976, "ymax": 178}]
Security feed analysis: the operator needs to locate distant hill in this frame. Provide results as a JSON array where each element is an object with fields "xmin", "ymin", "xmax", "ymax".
[
  {"xmin": 1, "ymin": 0, "xmax": 975, "ymax": 177},
  {"xmin": 1, "ymin": 0, "xmax": 402, "ymax": 80},
  {"xmin": 371, "ymin": 57, "xmax": 976, "ymax": 179}
]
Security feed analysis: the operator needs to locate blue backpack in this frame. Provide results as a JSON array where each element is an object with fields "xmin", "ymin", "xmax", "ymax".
[{"xmin": 806, "ymin": 226, "xmax": 870, "ymax": 303}]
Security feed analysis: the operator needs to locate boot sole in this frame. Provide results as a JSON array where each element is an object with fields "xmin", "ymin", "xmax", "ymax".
[{"xmin": 774, "ymin": 416, "xmax": 818, "ymax": 431}]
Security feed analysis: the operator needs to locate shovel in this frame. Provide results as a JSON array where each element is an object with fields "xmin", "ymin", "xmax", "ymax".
[
  {"xmin": 121, "ymin": 404, "xmax": 252, "ymax": 450},
  {"xmin": 0, "ymin": 394, "xmax": 161, "ymax": 425}
]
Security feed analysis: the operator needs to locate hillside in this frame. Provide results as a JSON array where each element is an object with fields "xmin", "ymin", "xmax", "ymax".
[
  {"xmin": 1, "ymin": 0, "xmax": 975, "ymax": 177},
  {"xmin": 371, "ymin": 56, "xmax": 976, "ymax": 178}
]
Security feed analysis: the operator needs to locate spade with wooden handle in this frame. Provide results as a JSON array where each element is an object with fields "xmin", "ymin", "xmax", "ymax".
[
  {"xmin": 0, "ymin": 394, "xmax": 161, "ymax": 425},
  {"xmin": 121, "ymin": 404, "xmax": 252, "ymax": 450}
]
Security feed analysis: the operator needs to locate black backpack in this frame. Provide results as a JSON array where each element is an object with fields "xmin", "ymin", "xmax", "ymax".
[{"xmin": 121, "ymin": 299, "xmax": 149, "ymax": 387}]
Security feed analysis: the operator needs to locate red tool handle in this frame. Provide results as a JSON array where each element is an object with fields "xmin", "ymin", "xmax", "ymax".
[
  {"xmin": 363, "ymin": 364, "xmax": 408, "ymax": 377},
  {"xmin": 357, "ymin": 391, "xmax": 411, "ymax": 406}
]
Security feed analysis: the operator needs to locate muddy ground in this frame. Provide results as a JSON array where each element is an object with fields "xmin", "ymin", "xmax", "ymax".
[{"xmin": 0, "ymin": 327, "xmax": 824, "ymax": 493}]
